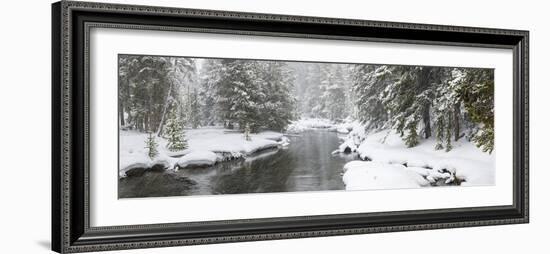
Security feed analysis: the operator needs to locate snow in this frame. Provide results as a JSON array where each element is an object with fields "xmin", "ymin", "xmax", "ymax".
[
  {"xmin": 286, "ymin": 118, "xmax": 362, "ymax": 135},
  {"xmin": 338, "ymin": 128, "xmax": 495, "ymax": 188},
  {"xmin": 119, "ymin": 127, "xmax": 287, "ymax": 177},
  {"xmin": 119, "ymin": 154, "xmax": 178, "ymax": 178},
  {"xmin": 255, "ymin": 131, "xmax": 284, "ymax": 141},
  {"xmin": 181, "ymin": 128, "xmax": 280, "ymax": 155},
  {"xmin": 121, "ymin": 120, "xmax": 494, "ymax": 190},
  {"xmin": 176, "ymin": 151, "xmax": 217, "ymax": 168},
  {"xmin": 342, "ymin": 161, "xmax": 426, "ymax": 190},
  {"xmin": 335, "ymin": 121, "xmax": 366, "ymax": 153},
  {"xmin": 286, "ymin": 118, "xmax": 334, "ymax": 133},
  {"xmin": 336, "ymin": 127, "xmax": 350, "ymax": 134}
]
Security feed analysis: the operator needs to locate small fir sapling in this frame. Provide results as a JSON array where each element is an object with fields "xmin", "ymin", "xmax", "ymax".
[{"xmin": 145, "ymin": 132, "xmax": 159, "ymax": 159}]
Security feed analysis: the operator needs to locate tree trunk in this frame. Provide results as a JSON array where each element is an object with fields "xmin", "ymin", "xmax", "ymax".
[
  {"xmin": 144, "ymin": 114, "xmax": 150, "ymax": 132},
  {"xmin": 119, "ymin": 100, "xmax": 125, "ymax": 127},
  {"xmin": 146, "ymin": 89, "xmax": 154, "ymax": 133},
  {"xmin": 419, "ymin": 67, "xmax": 432, "ymax": 139},
  {"xmin": 454, "ymin": 103, "xmax": 461, "ymax": 141},
  {"xmin": 423, "ymin": 105, "xmax": 431, "ymax": 139},
  {"xmin": 125, "ymin": 81, "xmax": 132, "ymax": 128},
  {"xmin": 156, "ymin": 79, "xmax": 173, "ymax": 137}
]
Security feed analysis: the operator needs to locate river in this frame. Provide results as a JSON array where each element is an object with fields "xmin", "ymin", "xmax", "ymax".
[{"xmin": 119, "ymin": 130, "xmax": 358, "ymax": 198}]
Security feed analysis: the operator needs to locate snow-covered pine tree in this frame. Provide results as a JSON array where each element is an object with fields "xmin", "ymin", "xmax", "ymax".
[
  {"xmin": 381, "ymin": 66, "xmax": 418, "ymax": 144},
  {"xmin": 317, "ymin": 64, "xmax": 333, "ymax": 119},
  {"xmin": 118, "ymin": 55, "xmax": 138, "ymax": 129},
  {"xmin": 353, "ymin": 65, "xmax": 392, "ymax": 130},
  {"xmin": 119, "ymin": 55, "xmax": 169, "ymax": 132},
  {"xmin": 433, "ymin": 68, "xmax": 462, "ymax": 151},
  {"xmin": 457, "ymin": 68, "xmax": 494, "ymax": 153},
  {"xmin": 316, "ymin": 61, "xmax": 493, "ymax": 153},
  {"xmin": 256, "ymin": 61, "xmax": 296, "ymax": 131},
  {"xmin": 227, "ymin": 61, "xmax": 263, "ymax": 132},
  {"xmin": 323, "ymin": 65, "xmax": 347, "ymax": 121},
  {"xmin": 164, "ymin": 108, "xmax": 188, "ymax": 152},
  {"xmin": 188, "ymin": 88, "xmax": 201, "ymax": 128},
  {"xmin": 118, "ymin": 55, "xmax": 196, "ymax": 134},
  {"xmin": 144, "ymin": 132, "xmax": 159, "ymax": 159},
  {"xmin": 404, "ymin": 115, "xmax": 420, "ymax": 147},
  {"xmin": 199, "ymin": 59, "xmax": 223, "ymax": 126},
  {"xmin": 382, "ymin": 66, "xmax": 439, "ymax": 147},
  {"xmin": 288, "ymin": 62, "xmax": 309, "ymax": 117},
  {"xmin": 204, "ymin": 59, "xmax": 297, "ymax": 132},
  {"xmin": 304, "ymin": 64, "xmax": 324, "ymax": 118},
  {"xmin": 157, "ymin": 57, "xmax": 192, "ymax": 137}
]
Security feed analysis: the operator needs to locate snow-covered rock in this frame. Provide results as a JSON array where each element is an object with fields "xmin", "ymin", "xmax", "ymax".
[
  {"xmin": 152, "ymin": 155, "xmax": 177, "ymax": 169},
  {"xmin": 119, "ymin": 161, "xmax": 149, "ymax": 178},
  {"xmin": 278, "ymin": 136, "xmax": 290, "ymax": 147},
  {"xmin": 338, "ymin": 139, "xmax": 358, "ymax": 153}
]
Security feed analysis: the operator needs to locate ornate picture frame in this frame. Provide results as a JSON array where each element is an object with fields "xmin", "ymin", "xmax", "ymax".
[{"xmin": 52, "ymin": 1, "xmax": 529, "ymax": 253}]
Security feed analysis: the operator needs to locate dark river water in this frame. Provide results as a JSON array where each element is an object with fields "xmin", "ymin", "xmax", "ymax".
[{"xmin": 119, "ymin": 130, "xmax": 358, "ymax": 198}]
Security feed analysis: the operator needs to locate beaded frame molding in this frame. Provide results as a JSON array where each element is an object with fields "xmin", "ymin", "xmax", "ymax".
[{"xmin": 52, "ymin": 1, "xmax": 529, "ymax": 253}]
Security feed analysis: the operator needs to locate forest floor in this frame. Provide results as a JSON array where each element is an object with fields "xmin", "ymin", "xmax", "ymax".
[{"xmin": 119, "ymin": 127, "xmax": 288, "ymax": 177}]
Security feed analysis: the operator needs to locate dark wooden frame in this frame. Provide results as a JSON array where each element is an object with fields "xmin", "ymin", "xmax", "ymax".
[{"xmin": 52, "ymin": 1, "xmax": 529, "ymax": 253}]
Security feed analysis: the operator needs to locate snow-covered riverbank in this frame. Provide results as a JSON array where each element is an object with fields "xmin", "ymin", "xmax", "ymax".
[
  {"xmin": 286, "ymin": 118, "xmax": 358, "ymax": 134},
  {"xmin": 337, "ymin": 125, "xmax": 495, "ymax": 190},
  {"xmin": 119, "ymin": 127, "xmax": 289, "ymax": 177}
]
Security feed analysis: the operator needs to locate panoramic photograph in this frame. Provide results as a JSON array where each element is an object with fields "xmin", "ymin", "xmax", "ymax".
[{"xmin": 117, "ymin": 54, "xmax": 495, "ymax": 198}]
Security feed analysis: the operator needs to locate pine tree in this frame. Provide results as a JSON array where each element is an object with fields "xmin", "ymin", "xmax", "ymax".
[
  {"xmin": 323, "ymin": 65, "xmax": 347, "ymax": 121},
  {"xmin": 144, "ymin": 132, "xmax": 159, "ymax": 159},
  {"xmin": 199, "ymin": 59, "xmax": 223, "ymax": 126},
  {"xmin": 164, "ymin": 108, "xmax": 188, "ymax": 152},
  {"xmin": 118, "ymin": 56, "xmax": 196, "ymax": 133},
  {"xmin": 256, "ymin": 61, "xmax": 296, "ymax": 130},
  {"xmin": 188, "ymin": 88, "xmax": 201, "ymax": 128},
  {"xmin": 210, "ymin": 59, "xmax": 296, "ymax": 132},
  {"xmin": 353, "ymin": 65, "xmax": 390, "ymax": 129},
  {"xmin": 305, "ymin": 64, "xmax": 324, "ymax": 118},
  {"xmin": 433, "ymin": 68, "xmax": 459, "ymax": 151},
  {"xmin": 353, "ymin": 65, "xmax": 493, "ymax": 152},
  {"xmin": 214, "ymin": 59, "xmax": 261, "ymax": 131},
  {"xmin": 458, "ymin": 69, "xmax": 494, "ymax": 153},
  {"xmin": 404, "ymin": 116, "xmax": 420, "ymax": 147}
]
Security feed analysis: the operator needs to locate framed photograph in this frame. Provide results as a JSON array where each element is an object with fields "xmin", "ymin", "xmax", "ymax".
[{"xmin": 52, "ymin": 1, "xmax": 529, "ymax": 253}]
